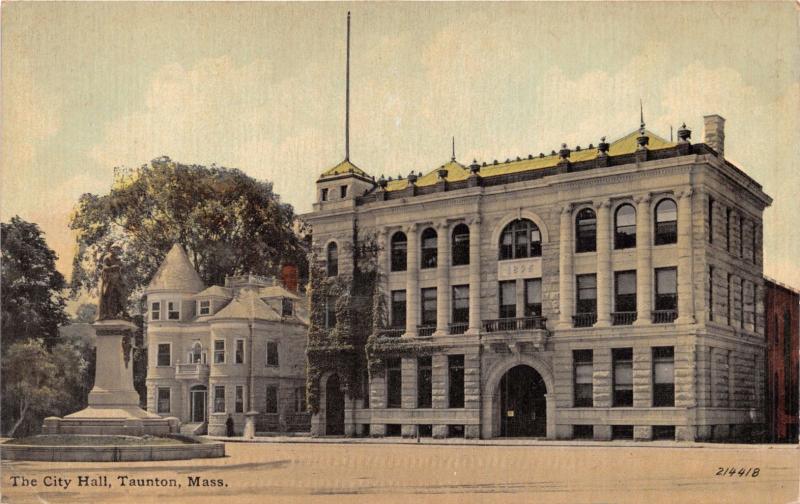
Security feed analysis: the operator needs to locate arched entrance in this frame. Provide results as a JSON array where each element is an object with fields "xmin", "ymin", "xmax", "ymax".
[
  {"xmin": 190, "ymin": 384, "xmax": 207, "ymax": 423},
  {"xmin": 325, "ymin": 374, "xmax": 345, "ymax": 435},
  {"xmin": 499, "ymin": 365, "xmax": 547, "ymax": 437}
]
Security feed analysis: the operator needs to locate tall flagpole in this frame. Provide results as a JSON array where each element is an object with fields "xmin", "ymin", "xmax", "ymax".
[{"xmin": 345, "ymin": 11, "xmax": 351, "ymax": 161}]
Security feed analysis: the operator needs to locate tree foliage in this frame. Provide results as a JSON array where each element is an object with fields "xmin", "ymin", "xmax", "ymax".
[
  {"xmin": 1, "ymin": 217, "xmax": 68, "ymax": 347},
  {"xmin": 69, "ymin": 156, "xmax": 309, "ymax": 306}
]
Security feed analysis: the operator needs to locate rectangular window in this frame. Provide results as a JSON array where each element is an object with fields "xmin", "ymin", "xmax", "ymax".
[
  {"xmin": 321, "ymin": 188, "xmax": 329, "ymax": 201},
  {"xmin": 157, "ymin": 343, "xmax": 171, "ymax": 367},
  {"xmin": 157, "ymin": 387, "xmax": 171, "ymax": 414},
  {"xmin": 524, "ymin": 279, "xmax": 542, "ymax": 317},
  {"xmin": 325, "ymin": 297, "xmax": 337, "ymax": 329},
  {"xmin": 265, "ymin": 385, "xmax": 278, "ymax": 413},
  {"xmin": 294, "ymin": 386, "xmax": 306, "ymax": 413},
  {"xmin": 708, "ymin": 196, "xmax": 714, "ymax": 244},
  {"xmin": 448, "ymin": 355, "xmax": 465, "ymax": 408},
  {"xmin": 499, "ymin": 281, "xmax": 516, "ymax": 319},
  {"xmin": 653, "ymin": 346, "xmax": 675, "ymax": 407},
  {"xmin": 421, "ymin": 288, "xmax": 437, "ymax": 327},
  {"xmin": 725, "ymin": 208, "xmax": 732, "ymax": 252},
  {"xmin": 614, "ymin": 271, "xmax": 637, "ymax": 313},
  {"xmin": 386, "ymin": 358, "xmax": 402, "ymax": 408},
  {"xmin": 612, "ymin": 425, "xmax": 634, "ymax": 440},
  {"xmin": 727, "ymin": 273, "xmax": 732, "ymax": 324},
  {"xmin": 612, "ymin": 348, "xmax": 633, "ymax": 407},
  {"xmin": 577, "ymin": 274, "xmax": 598, "ymax": 314},
  {"xmin": 709, "ymin": 266, "xmax": 715, "ymax": 321},
  {"xmin": 739, "ymin": 280, "xmax": 745, "ymax": 330},
  {"xmin": 266, "ymin": 341, "xmax": 279, "ymax": 366},
  {"xmin": 573, "ymin": 350, "xmax": 593, "ymax": 407},
  {"xmin": 752, "ymin": 225, "xmax": 757, "ymax": 263},
  {"xmin": 167, "ymin": 301, "xmax": 180, "ymax": 320},
  {"xmin": 214, "ymin": 385, "xmax": 225, "ymax": 413},
  {"xmin": 452, "ymin": 285, "xmax": 469, "ymax": 323},
  {"xmin": 199, "ymin": 300, "xmax": 210, "ymax": 316},
  {"xmin": 235, "ymin": 339, "xmax": 244, "ymax": 364},
  {"xmin": 417, "ymin": 356, "xmax": 432, "ymax": 408},
  {"xmin": 573, "ymin": 425, "xmax": 593, "ymax": 439},
  {"xmin": 452, "ymin": 228, "xmax": 470, "ymax": 266},
  {"xmin": 151, "ymin": 301, "xmax": 161, "ymax": 321},
  {"xmin": 391, "ymin": 239, "xmax": 407, "ymax": 272},
  {"xmin": 739, "ymin": 216, "xmax": 744, "ymax": 258},
  {"xmin": 235, "ymin": 385, "xmax": 244, "ymax": 413},
  {"xmin": 214, "ymin": 340, "xmax": 225, "ymax": 364},
  {"xmin": 391, "ymin": 290, "xmax": 406, "ymax": 328},
  {"xmin": 655, "ymin": 268, "xmax": 677, "ymax": 311},
  {"xmin": 340, "ymin": 185, "xmax": 348, "ymax": 198},
  {"xmin": 281, "ymin": 298, "xmax": 293, "ymax": 317},
  {"xmin": 653, "ymin": 425, "xmax": 676, "ymax": 440}
]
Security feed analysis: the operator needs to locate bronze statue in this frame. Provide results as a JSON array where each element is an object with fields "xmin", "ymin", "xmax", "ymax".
[{"xmin": 97, "ymin": 246, "xmax": 129, "ymax": 320}]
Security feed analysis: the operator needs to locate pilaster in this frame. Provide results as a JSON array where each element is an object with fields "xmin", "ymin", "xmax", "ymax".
[
  {"xmin": 633, "ymin": 194, "xmax": 653, "ymax": 326},
  {"xmin": 405, "ymin": 223, "xmax": 419, "ymax": 338},
  {"xmin": 595, "ymin": 199, "xmax": 612, "ymax": 327},
  {"xmin": 435, "ymin": 221, "xmax": 450, "ymax": 335},
  {"xmin": 467, "ymin": 217, "xmax": 482, "ymax": 334},
  {"xmin": 558, "ymin": 204, "xmax": 574, "ymax": 328},
  {"xmin": 676, "ymin": 189, "xmax": 696, "ymax": 324}
]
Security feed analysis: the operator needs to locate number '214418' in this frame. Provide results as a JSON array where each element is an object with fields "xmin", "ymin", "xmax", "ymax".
[{"xmin": 715, "ymin": 467, "xmax": 760, "ymax": 477}]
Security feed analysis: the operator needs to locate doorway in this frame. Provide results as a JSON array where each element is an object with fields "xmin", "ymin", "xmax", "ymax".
[
  {"xmin": 190, "ymin": 385, "xmax": 208, "ymax": 423},
  {"xmin": 325, "ymin": 374, "xmax": 345, "ymax": 435},
  {"xmin": 499, "ymin": 365, "xmax": 547, "ymax": 437}
]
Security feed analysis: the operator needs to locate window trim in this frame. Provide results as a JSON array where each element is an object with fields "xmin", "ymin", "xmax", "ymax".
[
  {"xmin": 654, "ymin": 198, "xmax": 678, "ymax": 246},
  {"xmin": 198, "ymin": 299, "xmax": 211, "ymax": 316},
  {"xmin": 576, "ymin": 274, "xmax": 598, "ymax": 315},
  {"xmin": 420, "ymin": 287, "xmax": 437, "ymax": 326},
  {"xmin": 524, "ymin": 278, "xmax": 542, "ymax": 317},
  {"xmin": 213, "ymin": 339, "xmax": 226, "ymax": 364},
  {"xmin": 654, "ymin": 267, "xmax": 678, "ymax": 312},
  {"xmin": 614, "ymin": 203, "xmax": 637, "ymax": 250},
  {"xmin": 498, "ymin": 218, "xmax": 542, "ymax": 260},
  {"xmin": 167, "ymin": 300, "xmax": 180, "ymax": 320},
  {"xmin": 151, "ymin": 301, "xmax": 161, "ymax": 321}
]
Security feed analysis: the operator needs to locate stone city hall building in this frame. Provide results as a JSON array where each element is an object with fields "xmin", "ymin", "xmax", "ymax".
[{"xmin": 304, "ymin": 114, "xmax": 772, "ymax": 442}]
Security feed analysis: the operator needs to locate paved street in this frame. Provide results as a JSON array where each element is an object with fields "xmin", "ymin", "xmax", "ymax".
[{"xmin": 2, "ymin": 441, "xmax": 798, "ymax": 503}]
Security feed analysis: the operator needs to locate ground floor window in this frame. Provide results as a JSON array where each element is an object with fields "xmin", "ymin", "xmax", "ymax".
[
  {"xmin": 612, "ymin": 348, "xmax": 633, "ymax": 407},
  {"xmin": 652, "ymin": 346, "xmax": 675, "ymax": 407},
  {"xmin": 418, "ymin": 424, "xmax": 432, "ymax": 437},
  {"xmin": 417, "ymin": 356, "xmax": 432, "ymax": 408},
  {"xmin": 448, "ymin": 355, "xmax": 465, "ymax": 408},
  {"xmin": 612, "ymin": 425, "xmax": 633, "ymax": 440},
  {"xmin": 652, "ymin": 425, "xmax": 676, "ymax": 440},
  {"xmin": 157, "ymin": 387, "xmax": 171, "ymax": 414},
  {"xmin": 448, "ymin": 425, "xmax": 465, "ymax": 438},
  {"xmin": 573, "ymin": 350, "xmax": 593, "ymax": 407},
  {"xmin": 213, "ymin": 385, "xmax": 226, "ymax": 413},
  {"xmin": 294, "ymin": 386, "xmax": 306, "ymax": 412},
  {"xmin": 386, "ymin": 424, "xmax": 401, "ymax": 437},
  {"xmin": 265, "ymin": 385, "xmax": 278, "ymax": 414},
  {"xmin": 235, "ymin": 385, "xmax": 244, "ymax": 413},
  {"xmin": 573, "ymin": 425, "xmax": 593, "ymax": 439},
  {"xmin": 386, "ymin": 358, "xmax": 402, "ymax": 408}
]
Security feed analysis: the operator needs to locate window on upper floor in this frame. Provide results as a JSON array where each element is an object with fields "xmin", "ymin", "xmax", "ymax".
[
  {"xmin": 614, "ymin": 204, "xmax": 636, "ymax": 249},
  {"xmin": 421, "ymin": 288, "xmax": 437, "ymax": 327},
  {"xmin": 576, "ymin": 274, "xmax": 598, "ymax": 314},
  {"xmin": 725, "ymin": 208, "xmax": 732, "ymax": 252},
  {"xmin": 614, "ymin": 271, "xmax": 637, "ymax": 313},
  {"xmin": 655, "ymin": 267, "xmax": 678, "ymax": 312},
  {"xmin": 575, "ymin": 208, "xmax": 597, "ymax": 253},
  {"xmin": 654, "ymin": 198, "xmax": 677, "ymax": 245},
  {"xmin": 190, "ymin": 342, "xmax": 203, "ymax": 364},
  {"xmin": 525, "ymin": 279, "xmax": 542, "ymax": 317},
  {"xmin": 282, "ymin": 298, "xmax": 293, "ymax": 317},
  {"xmin": 157, "ymin": 343, "xmax": 171, "ymax": 367},
  {"xmin": 451, "ymin": 224, "xmax": 470, "ymax": 266},
  {"xmin": 420, "ymin": 227, "xmax": 437, "ymax": 269},
  {"xmin": 266, "ymin": 341, "xmax": 279, "ymax": 367},
  {"xmin": 708, "ymin": 196, "xmax": 715, "ymax": 244},
  {"xmin": 151, "ymin": 301, "xmax": 161, "ymax": 321},
  {"xmin": 739, "ymin": 216, "xmax": 745, "ymax": 258},
  {"xmin": 390, "ymin": 232, "xmax": 407, "ymax": 272},
  {"xmin": 340, "ymin": 185, "xmax": 348, "ymax": 198},
  {"xmin": 499, "ymin": 219, "xmax": 541, "ymax": 260},
  {"xmin": 324, "ymin": 297, "xmax": 337, "ymax": 330},
  {"xmin": 167, "ymin": 301, "xmax": 180, "ymax": 320},
  {"xmin": 214, "ymin": 339, "xmax": 225, "ymax": 364},
  {"xmin": 452, "ymin": 285, "xmax": 469, "ymax": 325},
  {"xmin": 198, "ymin": 300, "xmax": 210, "ymax": 316},
  {"xmin": 326, "ymin": 242, "xmax": 338, "ymax": 277},
  {"xmin": 235, "ymin": 339, "xmax": 244, "ymax": 364},
  {"xmin": 214, "ymin": 385, "xmax": 226, "ymax": 413},
  {"xmin": 391, "ymin": 290, "xmax": 406, "ymax": 328},
  {"xmin": 321, "ymin": 188, "xmax": 329, "ymax": 201},
  {"xmin": 499, "ymin": 281, "xmax": 516, "ymax": 319}
]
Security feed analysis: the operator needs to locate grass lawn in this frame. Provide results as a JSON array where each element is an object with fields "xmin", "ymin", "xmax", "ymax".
[{"xmin": 4, "ymin": 435, "xmax": 190, "ymax": 446}]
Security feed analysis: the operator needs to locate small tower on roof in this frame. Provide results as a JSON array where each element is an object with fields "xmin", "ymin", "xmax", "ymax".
[{"xmin": 316, "ymin": 11, "xmax": 375, "ymax": 206}]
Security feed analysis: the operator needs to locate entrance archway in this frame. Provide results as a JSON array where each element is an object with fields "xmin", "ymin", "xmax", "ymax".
[
  {"xmin": 325, "ymin": 374, "xmax": 345, "ymax": 435},
  {"xmin": 499, "ymin": 365, "xmax": 547, "ymax": 437},
  {"xmin": 190, "ymin": 385, "xmax": 207, "ymax": 423}
]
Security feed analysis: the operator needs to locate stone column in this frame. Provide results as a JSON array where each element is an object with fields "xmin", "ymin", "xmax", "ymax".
[
  {"xmin": 405, "ymin": 223, "xmax": 419, "ymax": 338},
  {"xmin": 558, "ymin": 204, "xmax": 574, "ymax": 329},
  {"xmin": 595, "ymin": 199, "xmax": 612, "ymax": 327},
  {"xmin": 633, "ymin": 194, "xmax": 652, "ymax": 326},
  {"xmin": 435, "ymin": 221, "xmax": 450, "ymax": 336},
  {"xmin": 676, "ymin": 189, "xmax": 696, "ymax": 324},
  {"xmin": 467, "ymin": 217, "xmax": 482, "ymax": 334},
  {"xmin": 545, "ymin": 394, "xmax": 556, "ymax": 440}
]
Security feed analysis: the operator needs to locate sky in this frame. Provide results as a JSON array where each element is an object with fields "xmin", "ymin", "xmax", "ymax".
[{"xmin": 2, "ymin": 2, "xmax": 799, "ymax": 291}]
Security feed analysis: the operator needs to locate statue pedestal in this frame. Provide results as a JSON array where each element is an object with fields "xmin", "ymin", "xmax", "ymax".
[{"xmin": 45, "ymin": 319, "xmax": 177, "ymax": 436}]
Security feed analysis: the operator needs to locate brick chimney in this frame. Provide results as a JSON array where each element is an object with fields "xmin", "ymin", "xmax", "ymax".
[
  {"xmin": 703, "ymin": 114, "xmax": 725, "ymax": 157},
  {"xmin": 280, "ymin": 264, "xmax": 298, "ymax": 293}
]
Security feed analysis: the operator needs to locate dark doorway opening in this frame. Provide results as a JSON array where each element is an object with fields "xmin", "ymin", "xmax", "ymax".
[
  {"xmin": 325, "ymin": 374, "xmax": 345, "ymax": 435},
  {"xmin": 499, "ymin": 365, "xmax": 547, "ymax": 437}
]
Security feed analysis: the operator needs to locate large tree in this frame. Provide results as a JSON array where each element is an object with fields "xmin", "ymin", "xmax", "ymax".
[
  {"xmin": 69, "ymin": 156, "xmax": 309, "ymax": 304},
  {"xmin": 1, "ymin": 216, "xmax": 68, "ymax": 347}
]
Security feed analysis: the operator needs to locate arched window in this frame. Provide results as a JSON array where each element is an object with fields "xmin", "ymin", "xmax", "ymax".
[
  {"xmin": 190, "ymin": 342, "xmax": 203, "ymax": 364},
  {"xmin": 326, "ymin": 242, "xmax": 338, "ymax": 277},
  {"xmin": 452, "ymin": 224, "xmax": 470, "ymax": 266},
  {"xmin": 654, "ymin": 199, "xmax": 677, "ymax": 245},
  {"xmin": 575, "ymin": 208, "xmax": 597, "ymax": 253},
  {"xmin": 390, "ymin": 232, "xmax": 407, "ymax": 272},
  {"xmin": 499, "ymin": 219, "xmax": 541, "ymax": 260},
  {"xmin": 421, "ymin": 228, "xmax": 438, "ymax": 269},
  {"xmin": 614, "ymin": 204, "xmax": 637, "ymax": 249}
]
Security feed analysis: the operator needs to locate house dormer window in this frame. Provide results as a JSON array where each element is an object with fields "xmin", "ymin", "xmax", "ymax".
[
  {"xmin": 198, "ymin": 300, "xmax": 210, "ymax": 316},
  {"xmin": 167, "ymin": 301, "xmax": 180, "ymax": 320},
  {"xmin": 282, "ymin": 298, "xmax": 293, "ymax": 317},
  {"xmin": 321, "ymin": 188, "xmax": 329, "ymax": 201},
  {"xmin": 151, "ymin": 301, "xmax": 161, "ymax": 321}
]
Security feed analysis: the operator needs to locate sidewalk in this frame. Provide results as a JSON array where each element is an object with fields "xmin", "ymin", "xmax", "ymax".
[{"xmin": 203, "ymin": 434, "xmax": 800, "ymax": 450}]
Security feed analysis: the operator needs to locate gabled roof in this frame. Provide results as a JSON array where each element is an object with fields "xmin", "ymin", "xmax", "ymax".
[
  {"xmin": 259, "ymin": 285, "xmax": 300, "ymax": 300},
  {"xmin": 384, "ymin": 128, "xmax": 675, "ymax": 191},
  {"xmin": 209, "ymin": 289, "xmax": 283, "ymax": 322},
  {"xmin": 319, "ymin": 159, "xmax": 369, "ymax": 180},
  {"xmin": 193, "ymin": 285, "xmax": 233, "ymax": 299},
  {"xmin": 146, "ymin": 244, "xmax": 205, "ymax": 293}
]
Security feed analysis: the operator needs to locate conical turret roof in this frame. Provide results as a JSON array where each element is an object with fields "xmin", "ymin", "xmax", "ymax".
[{"xmin": 145, "ymin": 243, "xmax": 205, "ymax": 293}]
